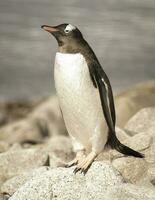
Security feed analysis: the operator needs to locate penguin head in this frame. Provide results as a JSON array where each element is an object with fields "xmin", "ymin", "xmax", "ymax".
[{"xmin": 41, "ymin": 23, "xmax": 84, "ymax": 47}]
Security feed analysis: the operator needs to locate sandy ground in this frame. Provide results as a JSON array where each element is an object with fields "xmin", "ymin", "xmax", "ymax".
[{"xmin": 0, "ymin": 0, "xmax": 155, "ymax": 100}]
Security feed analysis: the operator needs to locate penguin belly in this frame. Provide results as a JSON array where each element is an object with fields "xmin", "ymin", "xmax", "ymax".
[{"xmin": 54, "ymin": 52, "xmax": 108, "ymax": 152}]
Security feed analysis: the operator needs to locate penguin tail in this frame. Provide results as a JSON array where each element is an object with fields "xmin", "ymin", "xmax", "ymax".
[{"xmin": 106, "ymin": 131, "xmax": 144, "ymax": 158}]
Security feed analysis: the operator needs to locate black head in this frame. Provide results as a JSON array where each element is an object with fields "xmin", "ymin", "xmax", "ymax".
[{"xmin": 41, "ymin": 23, "xmax": 86, "ymax": 53}]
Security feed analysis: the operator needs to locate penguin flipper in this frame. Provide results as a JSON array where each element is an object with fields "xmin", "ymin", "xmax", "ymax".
[
  {"xmin": 88, "ymin": 62, "xmax": 115, "ymax": 130},
  {"xmin": 88, "ymin": 62, "xmax": 144, "ymax": 158}
]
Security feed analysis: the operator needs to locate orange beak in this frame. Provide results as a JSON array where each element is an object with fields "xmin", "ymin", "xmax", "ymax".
[{"xmin": 41, "ymin": 25, "xmax": 59, "ymax": 33}]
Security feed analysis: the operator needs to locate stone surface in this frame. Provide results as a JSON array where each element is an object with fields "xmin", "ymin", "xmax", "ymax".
[
  {"xmin": 127, "ymin": 132, "xmax": 152, "ymax": 151},
  {"xmin": 9, "ymin": 174, "xmax": 53, "ymax": 200},
  {"xmin": 148, "ymin": 166, "xmax": 155, "ymax": 186},
  {"xmin": 112, "ymin": 157, "xmax": 147, "ymax": 183},
  {"xmin": 115, "ymin": 127, "xmax": 130, "ymax": 142},
  {"xmin": 8, "ymin": 161, "xmax": 155, "ymax": 200},
  {"xmin": 125, "ymin": 108, "xmax": 155, "ymax": 136},
  {"xmin": 0, "ymin": 119, "xmax": 42, "ymax": 144},
  {"xmin": 115, "ymin": 81, "xmax": 155, "ymax": 128},
  {"xmin": 145, "ymin": 139, "xmax": 155, "ymax": 164},
  {"xmin": 105, "ymin": 184, "xmax": 155, "ymax": 200},
  {"xmin": 30, "ymin": 96, "xmax": 67, "ymax": 137},
  {"xmin": 0, "ymin": 96, "xmax": 67, "ymax": 145},
  {"xmin": 0, "ymin": 141, "xmax": 9, "ymax": 153},
  {"xmin": 41, "ymin": 135, "xmax": 74, "ymax": 167},
  {"xmin": 44, "ymin": 135, "xmax": 72, "ymax": 154},
  {"xmin": 1, "ymin": 167, "xmax": 50, "ymax": 196},
  {"xmin": 0, "ymin": 194, "xmax": 7, "ymax": 200},
  {"xmin": 9, "ymin": 162, "xmax": 124, "ymax": 200},
  {"xmin": 0, "ymin": 146, "xmax": 48, "ymax": 182}
]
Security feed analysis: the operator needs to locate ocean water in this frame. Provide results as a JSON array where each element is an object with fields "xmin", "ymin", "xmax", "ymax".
[{"xmin": 0, "ymin": 0, "xmax": 155, "ymax": 100}]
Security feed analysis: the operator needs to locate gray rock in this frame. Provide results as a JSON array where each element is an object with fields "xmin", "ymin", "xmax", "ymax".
[
  {"xmin": 0, "ymin": 194, "xmax": 10, "ymax": 200},
  {"xmin": 0, "ymin": 146, "xmax": 48, "ymax": 182},
  {"xmin": 10, "ymin": 174, "xmax": 53, "ymax": 200},
  {"xmin": 0, "ymin": 194, "xmax": 6, "ymax": 200},
  {"xmin": 125, "ymin": 107, "xmax": 155, "ymax": 136},
  {"xmin": 145, "ymin": 138, "xmax": 155, "ymax": 164},
  {"xmin": 30, "ymin": 96, "xmax": 67, "ymax": 137},
  {"xmin": 1, "ymin": 167, "xmax": 50, "ymax": 196},
  {"xmin": 43, "ymin": 135, "xmax": 74, "ymax": 166},
  {"xmin": 0, "ymin": 96, "xmax": 67, "ymax": 145},
  {"xmin": 0, "ymin": 141, "xmax": 9, "ymax": 153},
  {"xmin": 105, "ymin": 184, "xmax": 155, "ymax": 200},
  {"xmin": 44, "ymin": 135, "xmax": 72, "ymax": 154},
  {"xmin": 9, "ymin": 161, "xmax": 155, "ymax": 200},
  {"xmin": 0, "ymin": 119, "xmax": 42, "ymax": 144},
  {"xmin": 126, "ymin": 132, "xmax": 152, "ymax": 151},
  {"xmin": 148, "ymin": 166, "xmax": 155, "ymax": 185},
  {"xmin": 116, "ymin": 127, "xmax": 131, "ymax": 142},
  {"xmin": 9, "ymin": 162, "xmax": 124, "ymax": 200},
  {"xmin": 115, "ymin": 81, "xmax": 155, "ymax": 128},
  {"xmin": 112, "ymin": 157, "xmax": 147, "ymax": 183}
]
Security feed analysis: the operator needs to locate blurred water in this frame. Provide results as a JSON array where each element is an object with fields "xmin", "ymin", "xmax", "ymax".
[{"xmin": 0, "ymin": 0, "xmax": 155, "ymax": 100}]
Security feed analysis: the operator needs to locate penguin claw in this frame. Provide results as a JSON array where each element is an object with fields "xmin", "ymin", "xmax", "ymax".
[
  {"xmin": 65, "ymin": 162, "xmax": 77, "ymax": 168},
  {"xmin": 73, "ymin": 167, "xmax": 79, "ymax": 174},
  {"xmin": 73, "ymin": 166, "xmax": 88, "ymax": 175},
  {"xmin": 66, "ymin": 150, "xmax": 86, "ymax": 169},
  {"xmin": 73, "ymin": 152, "xmax": 97, "ymax": 174},
  {"xmin": 65, "ymin": 158, "xmax": 78, "ymax": 168}
]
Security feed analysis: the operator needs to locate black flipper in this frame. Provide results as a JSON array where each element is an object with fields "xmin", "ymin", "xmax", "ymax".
[{"xmin": 88, "ymin": 62, "xmax": 144, "ymax": 158}]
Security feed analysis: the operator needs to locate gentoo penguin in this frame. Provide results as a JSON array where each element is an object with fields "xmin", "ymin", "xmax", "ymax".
[{"xmin": 41, "ymin": 23, "xmax": 144, "ymax": 173}]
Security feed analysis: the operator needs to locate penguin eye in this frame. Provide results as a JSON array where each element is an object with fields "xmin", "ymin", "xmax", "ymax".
[{"xmin": 64, "ymin": 29, "xmax": 70, "ymax": 34}]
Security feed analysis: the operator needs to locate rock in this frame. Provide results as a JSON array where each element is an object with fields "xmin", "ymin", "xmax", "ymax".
[
  {"xmin": 0, "ymin": 96, "xmax": 67, "ymax": 145},
  {"xmin": 148, "ymin": 166, "xmax": 155, "ymax": 185},
  {"xmin": 37, "ymin": 135, "xmax": 74, "ymax": 167},
  {"xmin": 48, "ymin": 152, "xmax": 69, "ymax": 168},
  {"xmin": 127, "ymin": 132, "xmax": 152, "ymax": 151},
  {"xmin": 105, "ymin": 184, "xmax": 155, "ymax": 200},
  {"xmin": 115, "ymin": 81, "xmax": 155, "ymax": 128},
  {"xmin": 116, "ymin": 127, "xmax": 130, "ymax": 142},
  {"xmin": 9, "ymin": 173, "xmax": 53, "ymax": 200},
  {"xmin": 0, "ymin": 146, "xmax": 48, "ymax": 182},
  {"xmin": 145, "ymin": 139, "xmax": 155, "ymax": 164},
  {"xmin": 0, "ymin": 174, "xmax": 6, "ymax": 190},
  {"xmin": 0, "ymin": 136, "xmax": 74, "ymax": 187},
  {"xmin": 9, "ymin": 162, "xmax": 124, "ymax": 200},
  {"xmin": 0, "ymin": 100, "xmax": 38, "ymax": 126},
  {"xmin": 125, "ymin": 107, "xmax": 155, "ymax": 136},
  {"xmin": 1, "ymin": 167, "xmax": 50, "ymax": 196},
  {"xmin": 0, "ymin": 141, "xmax": 9, "ymax": 153},
  {"xmin": 0, "ymin": 193, "xmax": 10, "ymax": 200},
  {"xmin": 112, "ymin": 157, "xmax": 147, "ymax": 183},
  {"xmin": 0, "ymin": 194, "xmax": 8, "ymax": 200},
  {"xmin": 0, "ymin": 119, "xmax": 42, "ymax": 144},
  {"xmin": 0, "ymin": 112, "xmax": 7, "ymax": 126},
  {"xmin": 29, "ymin": 96, "xmax": 67, "ymax": 137},
  {"xmin": 44, "ymin": 135, "xmax": 72, "ymax": 154}
]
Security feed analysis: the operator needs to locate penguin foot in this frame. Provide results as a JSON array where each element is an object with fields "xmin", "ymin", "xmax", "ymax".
[
  {"xmin": 73, "ymin": 151, "xmax": 97, "ymax": 174},
  {"xmin": 65, "ymin": 150, "xmax": 85, "ymax": 168}
]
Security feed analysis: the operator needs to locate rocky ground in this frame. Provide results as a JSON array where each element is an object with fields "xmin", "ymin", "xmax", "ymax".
[{"xmin": 0, "ymin": 82, "xmax": 155, "ymax": 200}]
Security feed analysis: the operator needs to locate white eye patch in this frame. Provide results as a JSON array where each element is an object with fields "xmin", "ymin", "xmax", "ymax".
[{"xmin": 64, "ymin": 24, "xmax": 76, "ymax": 33}]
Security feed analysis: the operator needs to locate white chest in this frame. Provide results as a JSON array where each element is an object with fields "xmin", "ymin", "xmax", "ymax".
[
  {"xmin": 54, "ymin": 52, "xmax": 90, "ymax": 89},
  {"xmin": 54, "ymin": 52, "xmax": 106, "ymax": 143},
  {"xmin": 54, "ymin": 52, "xmax": 94, "ymax": 102},
  {"xmin": 54, "ymin": 51, "xmax": 101, "ymax": 115}
]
